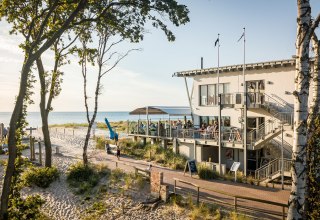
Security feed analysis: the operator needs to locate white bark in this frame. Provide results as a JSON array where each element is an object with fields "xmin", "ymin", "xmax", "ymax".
[{"xmin": 288, "ymin": 1, "xmax": 311, "ymax": 219}]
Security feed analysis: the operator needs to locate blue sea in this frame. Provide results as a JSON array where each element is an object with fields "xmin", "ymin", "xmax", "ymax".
[{"xmin": 0, "ymin": 112, "xmax": 183, "ymax": 127}]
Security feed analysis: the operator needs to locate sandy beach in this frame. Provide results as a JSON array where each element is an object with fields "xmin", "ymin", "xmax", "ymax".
[{"xmin": 0, "ymin": 127, "xmax": 189, "ymax": 220}]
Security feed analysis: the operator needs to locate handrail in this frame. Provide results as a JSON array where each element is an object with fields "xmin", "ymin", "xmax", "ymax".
[
  {"xmin": 255, "ymin": 158, "xmax": 278, "ymax": 173},
  {"xmin": 263, "ymin": 93, "xmax": 292, "ymax": 110},
  {"xmin": 271, "ymin": 137, "xmax": 293, "ymax": 155},
  {"xmin": 271, "ymin": 94, "xmax": 294, "ymax": 110},
  {"xmin": 255, "ymin": 158, "xmax": 291, "ymax": 181}
]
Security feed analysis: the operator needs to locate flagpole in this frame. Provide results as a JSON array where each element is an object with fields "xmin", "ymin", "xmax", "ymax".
[
  {"xmin": 242, "ymin": 27, "xmax": 247, "ymax": 177},
  {"xmin": 217, "ymin": 33, "xmax": 221, "ymax": 175}
]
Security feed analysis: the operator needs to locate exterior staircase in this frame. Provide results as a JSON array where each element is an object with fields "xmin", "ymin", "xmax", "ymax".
[
  {"xmin": 248, "ymin": 93, "xmax": 294, "ymax": 150},
  {"xmin": 255, "ymin": 158, "xmax": 292, "ymax": 183}
]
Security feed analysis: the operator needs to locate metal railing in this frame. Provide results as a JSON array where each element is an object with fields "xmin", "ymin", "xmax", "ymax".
[
  {"xmin": 248, "ymin": 111, "xmax": 293, "ymax": 148},
  {"xmin": 255, "ymin": 158, "xmax": 291, "ymax": 181},
  {"xmin": 270, "ymin": 137, "xmax": 293, "ymax": 156}
]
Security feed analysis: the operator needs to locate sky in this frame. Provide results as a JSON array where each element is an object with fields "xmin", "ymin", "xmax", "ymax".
[{"xmin": 0, "ymin": 0, "xmax": 320, "ymax": 112}]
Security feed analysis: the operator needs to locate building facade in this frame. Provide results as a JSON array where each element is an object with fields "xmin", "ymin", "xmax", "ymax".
[{"xmin": 174, "ymin": 59, "xmax": 297, "ymax": 176}]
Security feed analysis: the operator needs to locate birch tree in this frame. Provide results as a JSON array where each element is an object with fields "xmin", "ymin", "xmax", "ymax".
[
  {"xmin": 80, "ymin": 28, "xmax": 138, "ymax": 165},
  {"xmin": 288, "ymin": 1, "xmax": 320, "ymax": 218}
]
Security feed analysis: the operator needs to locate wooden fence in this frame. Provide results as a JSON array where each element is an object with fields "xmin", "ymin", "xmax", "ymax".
[{"xmin": 173, "ymin": 178, "xmax": 287, "ymax": 220}]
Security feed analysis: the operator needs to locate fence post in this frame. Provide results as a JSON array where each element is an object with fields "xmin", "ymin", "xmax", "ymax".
[
  {"xmin": 234, "ymin": 197, "xmax": 237, "ymax": 212},
  {"xmin": 174, "ymin": 179, "xmax": 176, "ymax": 194},
  {"xmin": 197, "ymin": 186, "xmax": 200, "ymax": 206},
  {"xmin": 38, "ymin": 140, "xmax": 42, "ymax": 165},
  {"xmin": 282, "ymin": 206, "xmax": 285, "ymax": 220},
  {"xmin": 29, "ymin": 136, "xmax": 33, "ymax": 160}
]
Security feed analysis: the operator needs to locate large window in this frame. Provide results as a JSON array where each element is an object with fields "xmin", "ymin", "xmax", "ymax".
[{"xmin": 200, "ymin": 83, "xmax": 230, "ymax": 106}]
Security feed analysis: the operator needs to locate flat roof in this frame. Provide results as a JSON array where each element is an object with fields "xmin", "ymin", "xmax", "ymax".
[
  {"xmin": 129, "ymin": 106, "xmax": 191, "ymax": 116},
  {"xmin": 173, "ymin": 58, "xmax": 295, "ymax": 77}
]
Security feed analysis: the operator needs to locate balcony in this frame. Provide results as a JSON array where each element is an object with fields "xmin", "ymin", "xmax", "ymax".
[{"xmin": 128, "ymin": 122, "xmax": 244, "ymax": 148}]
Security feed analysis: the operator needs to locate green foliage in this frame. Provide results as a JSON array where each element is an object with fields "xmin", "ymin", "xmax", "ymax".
[
  {"xmin": 8, "ymin": 195, "xmax": 45, "ymax": 220},
  {"xmin": 83, "ymin": 201, "xmax": 108, "ymax": 219},
  {"xmin": 95, "ymin": 136, "xmax": 106, "ymax": 150},
  {"xmin": 246, "ymin": 176, "xmax": 255, "ymax": 185},
  {"xmin": 224, "ymin": 211, "xmax": 251, "ymax": 220},
  {"xmin": 198, "ymin": 164, "xmax": 218, "ymax": 180},
  {"xmin": 67, "ymin": 162, "xmax": 110, "ymax": 195},
  {"xmin": 306, "ymin": 116, "xmax": 320, "ymax": 219},
  {"xmin": 169, "ymin": 194, "xmax": 184, "ymax": 207},
  {"xmin": 189, "ymin": 202, "xmax": 210, "ymax": 220},
  {"xmin": 124, "ymin": 172, "xmax": 146, "ymax": 190},
  {"xmin": 119, "ymin": 139, "xmax": 187, "ymax": 170},
  {"xmin": 110, "ymin": 168, "xmax": 126, "ymax": 184},
  {"xmin": 0, "ymin": 159, "xmax": 6, "ymax": 166},
  {"xmin": 22, "ymin": 167, "xmax": 59, "ymax": 188}
]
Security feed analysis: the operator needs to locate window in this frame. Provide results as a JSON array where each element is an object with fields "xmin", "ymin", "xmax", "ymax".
[
  {"xmin": 200, "ymin": 85, "xmax": 208, "ymax": 106},
  {"xmin": 208, "ymin": 85, "xmax": 216, "ymax": 105},
  {"xmin": 200, "ymin": 83, "xmax": 229, "ymax": 106}
]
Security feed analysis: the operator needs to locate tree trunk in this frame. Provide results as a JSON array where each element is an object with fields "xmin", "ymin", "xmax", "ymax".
[
  {"xmin": 0, "ymin": 59, "xmax": 33, "ymax": 219},
  {"xmin": 36, "ymin": 58, "xmax": 52, "ymax": 167},
  {"xmin": 82, "ymin": 73, "xmax": 101, "ymax": 166},
  {"xmin": 288, "ymin": 1, "xmax": 311, "ymax": 219}
]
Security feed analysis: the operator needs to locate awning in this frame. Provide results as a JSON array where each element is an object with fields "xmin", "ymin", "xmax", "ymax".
[{"xmin": 129, "ymin": 106, "xmax": 191, "ymax": 116}]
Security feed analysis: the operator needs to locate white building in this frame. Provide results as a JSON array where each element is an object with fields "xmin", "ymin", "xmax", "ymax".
[{"xmin": 173, "ymin": 58, "xmax": 296, "ymax": 178}]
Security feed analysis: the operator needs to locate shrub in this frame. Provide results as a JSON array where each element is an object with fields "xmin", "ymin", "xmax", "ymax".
[
  {"xmin": 8, "ymin": 195, "xmax": 45, "ymax": 220},
  {"xmin": 95, "ymin": 136, "xmax": 107, "ymax": 150},
  {"xmin": 198, "ymin": 164, "xmax": 218, "ymax": 180},
  {"xmin": 111, "ymin": 168, "xmax": 126, "ymax": 184},
  {"xmin": 22, "ymin": 167, "xmax": 59, "ymax": 188},
  {"xmin": 0, "ymin": 159, "xmax": 6, "ymax": 166},
  {"xmin": 67, "ymin": 162, "xmax": 109, "ymax": 194},
  {"xmin": 169, "ymin": 194, "xmax": 184, "ymax": 207},
  {"xmin": 189, "ymin": 202, "xmax": 210, "ymax": 220},
  {"xmin": 246, "ymin": 175, "xmax": 255, "ymax": 185}
]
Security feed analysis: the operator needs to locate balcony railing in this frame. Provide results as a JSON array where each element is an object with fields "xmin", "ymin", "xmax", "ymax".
[{"xmin": 128, "ymin": 122, "xmax": 243, "ymax": 144}]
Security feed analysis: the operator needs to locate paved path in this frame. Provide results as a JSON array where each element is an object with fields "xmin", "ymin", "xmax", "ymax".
[{"xmin": 91, "ymin": 151, "xmax": 290, "ymax": 219}]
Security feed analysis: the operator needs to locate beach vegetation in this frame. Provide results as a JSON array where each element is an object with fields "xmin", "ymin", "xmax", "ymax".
[
  {"xmin": 0, "ymin": 159, "xmax": 6, "ymax": 166},
  {"xmin": 197, "ymin": 164, "xmax": 218, "ymax": 180},
  {"xmin": 118, "ymin": 139, "xmax": 187, "ymax": 170},
  {"xmin": 169, "ymin": 194, "xmax": 251, "ymax": 220},
  {"xmin": 246, "ymin": 175, "xmax": 255, "ymax": 185},
  {"xmin": 67, "ymin": 162, "xmax": 110, "ymax": 195},
  {"xmin": 95, "ymin": 136, "xmax": 107, "ymax": 150},
  {"xmin": 22, "ymin": 166, "xmax": 59, "ymax": 188},
  {"xmin": 8, "ymin": 194, "xmax": 45, "ymax": 220},
  {"xmin": 83, "ymin": 201, "xmax": 108, "ymax": 220}
]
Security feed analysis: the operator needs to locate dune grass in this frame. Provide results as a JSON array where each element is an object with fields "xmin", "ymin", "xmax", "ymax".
[
  {"xmin": 49, "ymin": 121, "xmax": 128, "ymax": 132},
  {"xmin": 118, "ymin": 139, "xmax": 187, "ymax": 170}
]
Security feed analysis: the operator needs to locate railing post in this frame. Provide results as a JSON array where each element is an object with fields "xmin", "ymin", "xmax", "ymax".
[
  {"xmin": 197, "ymin": 186, "xmax": 200, "ymax": 206},
  {"xmin": 282, "ymin": 206, "xmax": 285, "ymax": 220},
  {"xmin": 234, "ymin": 197, "xmax": 237, "ymax": 212}
]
